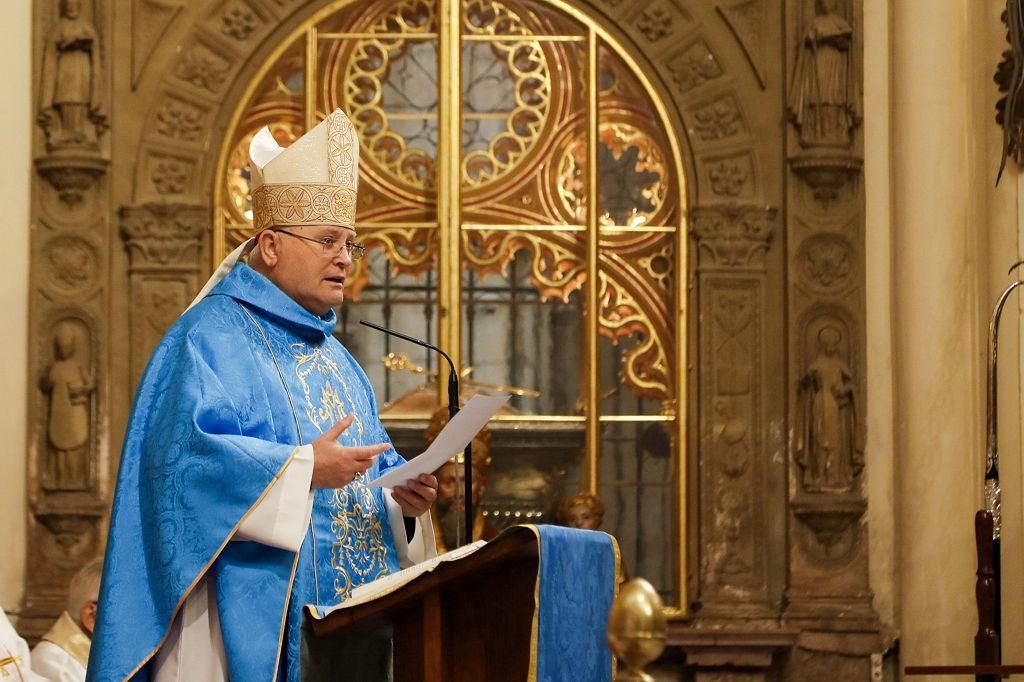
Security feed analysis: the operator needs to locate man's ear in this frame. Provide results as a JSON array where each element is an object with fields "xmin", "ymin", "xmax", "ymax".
[
  {"xmin": 81, "ymin": 601, "xmax": 97, "ymax": 637},
  {"xmin": 254, "ymin": 230, "xmax": 280, "ymax": 267}
]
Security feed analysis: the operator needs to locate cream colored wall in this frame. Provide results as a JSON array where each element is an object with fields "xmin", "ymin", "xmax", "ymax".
[
  {"xmin": 867, "ymin": 0, "xmax": 1024, "ymax": 674},
  {"xmin": 0, "ymin": 0, "xmax": 32, "ymax": 617}
]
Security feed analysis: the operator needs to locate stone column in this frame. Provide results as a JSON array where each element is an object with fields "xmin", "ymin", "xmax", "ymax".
[{"xmin": 892, "ymin": 0, "xmax": 989, "ymax": 669}]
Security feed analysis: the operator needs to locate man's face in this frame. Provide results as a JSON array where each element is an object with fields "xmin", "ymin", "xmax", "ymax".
[{"xmin": 258, "ymin": 225, "xmax": 355, "ymax": 316}]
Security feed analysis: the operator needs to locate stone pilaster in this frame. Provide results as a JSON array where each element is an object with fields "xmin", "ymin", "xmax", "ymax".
[
  {"xmin": 22, "ymin": 0, "xmax": 112, "ymax": 640},
  {"xmin": 691, "ymin": 204, "xmax": 778, "ymax": 621},
  {"xmin": 119, "ymin": 204, "xmax": 206, "ymax": 387}
]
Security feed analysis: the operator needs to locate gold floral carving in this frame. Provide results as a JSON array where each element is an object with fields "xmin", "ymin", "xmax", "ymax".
[
  {"xmin": 251, "ymin": 184, "xmax": 357, "ymax": 231},
  {"xmin": 345, "ymin": 228, "xmax": 436, "ymax": 299}
]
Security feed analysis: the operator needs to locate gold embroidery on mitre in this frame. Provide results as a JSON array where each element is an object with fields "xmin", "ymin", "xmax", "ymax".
[
  {"xmin": 251, "ymin": 184, "xmax": 357, "ymax": 231},
  {"xmin": 251, "ymin": 109, "xmax": 360, "ymax": 232},
  {"xmin": 326, "ymin": 109, "xmax": 357, "ymax": 186}
]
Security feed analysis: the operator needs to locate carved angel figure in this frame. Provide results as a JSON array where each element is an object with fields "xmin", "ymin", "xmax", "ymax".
[
  {"xmin": 787, "ymin": 0, "xmax": 861, "ymax": 146},
  {"xmin": 40, "ymin": 322, "xmax": 94, "ymax": 490},
  {"xmin": 795, "ymin": 325, "xmax": 864, "ymax": 491},
  {"xmin": 38, "ymin": 0, "xmax": 107, "ymax": 147}
]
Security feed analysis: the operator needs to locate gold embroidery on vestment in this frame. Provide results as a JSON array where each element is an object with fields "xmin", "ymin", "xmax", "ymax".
[{"xmin": 289, "ymin": 342, "xmax": 391, "ymax": 602}]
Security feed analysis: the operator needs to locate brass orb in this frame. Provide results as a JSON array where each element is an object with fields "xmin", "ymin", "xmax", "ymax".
[{"xmin": 606, "ymin": 578, "xmax": 667, "ymax": 682}]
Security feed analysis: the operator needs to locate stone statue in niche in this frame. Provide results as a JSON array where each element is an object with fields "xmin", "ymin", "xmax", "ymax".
[
  {"xmin": 38, "ymin": 0, "xmax": 107, "ymax": 149},
  {"xmin": 795, "ymin": 325, "xmax": 864, "ymax": 492},
  {"xmin": 40, "ymin": 321, "xmax": 94, "ymax": 491},
  {"xmin": 787, "ymin": 0, "xmax": 860, "ymax": 147}
]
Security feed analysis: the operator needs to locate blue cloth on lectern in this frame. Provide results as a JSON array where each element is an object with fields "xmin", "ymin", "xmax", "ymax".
[
  {"xmin": 534, "ymin": 525, "xmax": 617, "ymax": 682},
  {"xmin": 87, "ymin": 263, "xmax": 405, "ymax": 682}
]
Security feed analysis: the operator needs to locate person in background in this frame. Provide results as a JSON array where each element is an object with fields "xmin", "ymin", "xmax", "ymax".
[
  {"xmin": 1, "ymin": 607, "xmax": 46, "ymax": 681},
  {"xmin": 31, "ymin": 557, "xmax": 102, "ymax": 682}
]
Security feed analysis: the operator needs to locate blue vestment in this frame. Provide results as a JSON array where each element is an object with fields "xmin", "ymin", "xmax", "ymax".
[{"xmin": 87, "ymin": 263, "xmax": 405, "ymax": 681}]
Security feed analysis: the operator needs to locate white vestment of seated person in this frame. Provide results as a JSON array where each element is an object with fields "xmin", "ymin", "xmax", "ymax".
[
  {"xmin": 31, "ymin": 611, "xmax": 91, "ymax": 682},
  {"xmin": 151, "ymin": 445, "xmax": 435, "ymax": 682},
  {"xmin": 1, "ymin": 608, "xmax": 47, "ymax": 682}
]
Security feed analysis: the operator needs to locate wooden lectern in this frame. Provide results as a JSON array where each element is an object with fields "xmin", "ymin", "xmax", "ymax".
[{"xmin": 310, "ymin": 528, "xmax": 540, "ymax": 682}]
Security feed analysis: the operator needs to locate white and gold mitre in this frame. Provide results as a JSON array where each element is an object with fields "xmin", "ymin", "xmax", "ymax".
[{"xmin": 248, "ymin": 108, "xmax": 359, "ymax": 233}]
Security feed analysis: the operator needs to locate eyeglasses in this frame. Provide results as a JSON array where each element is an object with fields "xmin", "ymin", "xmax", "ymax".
[{"xmin": 271, "ymin": 229, "xmax": 366, "ymax": 260}]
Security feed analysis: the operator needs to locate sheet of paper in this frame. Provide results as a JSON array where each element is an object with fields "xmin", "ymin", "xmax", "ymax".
[{"xmin": 368, "ymin": 392, "xmax": 509, "ymax": 489}]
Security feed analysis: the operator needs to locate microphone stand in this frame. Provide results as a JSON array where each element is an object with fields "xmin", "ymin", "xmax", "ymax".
[{"xmin": 359, "ymin": 320, "xmax": 474, "ymax": 547}]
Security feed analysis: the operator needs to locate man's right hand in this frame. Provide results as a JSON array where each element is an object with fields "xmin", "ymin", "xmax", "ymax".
[{"xmin": 311, "ymin": 414, "xmax": 390, "ymax": 489}]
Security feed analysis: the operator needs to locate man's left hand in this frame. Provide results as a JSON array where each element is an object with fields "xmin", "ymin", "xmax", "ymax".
[{"xmin": 392, "ymin": 473, "xmax": 438, "ymax": 517}]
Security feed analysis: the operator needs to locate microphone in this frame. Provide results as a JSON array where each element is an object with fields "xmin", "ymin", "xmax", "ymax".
[{"xmin": 359, "ymin": 320, "xmax": 474, "ymax": 547}]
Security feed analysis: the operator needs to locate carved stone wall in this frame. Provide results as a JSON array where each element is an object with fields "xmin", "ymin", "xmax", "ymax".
[
  {"xmin": 22, "ymin": 0, "xmax": 883, "ymax": 676},
  {"xmin": 782, "ymin": 0, "xmax": 883, "ymax": 674},
  {"xmin": 22, "ymin": 0, "xmax": 112, "ymax": 638}
]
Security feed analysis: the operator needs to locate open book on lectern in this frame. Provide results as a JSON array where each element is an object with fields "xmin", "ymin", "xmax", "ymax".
[{"xmin": 309, "ymin": 540, "xmax": 488, "ymax": 619}]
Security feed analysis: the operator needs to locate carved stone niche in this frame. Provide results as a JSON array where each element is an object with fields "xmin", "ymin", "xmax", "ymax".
[
  {"xmin": 35, "ymin": 0, "xmax": 110, "ymax": 204},
  {"xmin": 35, "ymin": 152, "xmax": 109, "ymax": 206},
  {"xmin": 788, "ymin": 150, "xmax": 862, "ymax": 202},
  {"xmin": 786, "ymin": 0, "xmax": 863, "ymax": 200},
  {"xmin": 39, "ymin": 316, "xmax": 97, "ymax": 493},
  {"xmin": 791, "ymin": 493, "xmax": 866, "ymax": 564}
]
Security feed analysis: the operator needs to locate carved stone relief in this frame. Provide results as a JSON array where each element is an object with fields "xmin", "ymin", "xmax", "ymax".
[
  {"xmin": 794, "ymin": 319, "xmax": 863, "ymax": 493},
  {"xmin": 787, "ymin": 0, "xmax": 863, "ymax": 199},
  {"xmin": 690, "ymin": 95, "xmax": 746, "ymax": 142},
  {"xmin": 220, "ymin": 1, "xmax": 261, "ymax": 41},
  {"xmin": 701, "ymin": 284, "xmax": 761, "ymax": 595},
  {"xmin": 41, "ymin": 235, "xmax": 100, "ymax": 295},
  {"xmin": 717, "ymin": 0, "xmax": 768, "ymax": 89},
  {"xmin": 783, "ymin": 0, "xmax": 879, "ymax": 660},
  {"xmin": 131, "ymin": 0, "xmax": 185, "ymax": 88},
  {"xmin": 23, "ymin": 0, "xmax": 112, "ymax": 640},
  {"xmin": 788, "ymin": 0, "xmax": 859, "ymax": 146},
  {"xmin": 40, "ymin": 319, "xmax": 95, "ymax": 492},
  {"xmin": 150, "ymin": 157, "xmax": 192, "ymax": 196},
  {"xmin": 173, "ymin": 39, "xmax": 233, "ymax": 93},
  {"xmin": 693, "ymin": 204, "xmax": 776, "ymax": 618},
  {"xmin": 705, "ymin": 153, "xmax": 756, "ymax": 199},
  {"xmin": 120, "ymin": 204, "xmax": 206, "ymax": 385},
  {"xmin": 666, "ymin": 40, "xmax": 723, "ymax": 94},
  {"xmin": 637, "ymin": 6, "xmax": 676, "ymax": 42},
  {"xmin": 796, "ymin": 233, "xmax": 855, "ymax": 294},
  {"xmin": 35, "ymin": 0, "xmax": 110, "ymax": 204},
  {"xmin": 38, "ymin": 0, "xmax": 107, "ymax": 149},
  {"xmin": 154, "ymin": 96, "xmax": 208, "ymax": 144},
  {"xmin": 692, "ymin": 204, "xmax": 775, "ymax": 268}
]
